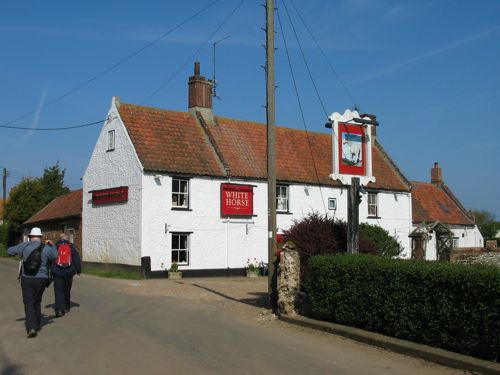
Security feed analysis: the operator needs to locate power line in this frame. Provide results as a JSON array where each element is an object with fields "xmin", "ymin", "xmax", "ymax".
[
  {"xmin": 281, "ymin": 0, "xmax": 328, "ymax": 119},
  {"xmin": 288, "ymin": 0, "xmax": 358, "ymax": 109},
  {"xmin": 276, "ymin": 4, "xmax": 327, "ymax": 215},
  {"xmin": 0, "ymin": 119, "xmax": 105, "ymax": 131},
  {"xmin": 140, "ymin": 0, "xmax": 245, "ymax": 104},
  {"xmin": 0, "ymin": 0, "xmax": 221, "ymax": 128}
]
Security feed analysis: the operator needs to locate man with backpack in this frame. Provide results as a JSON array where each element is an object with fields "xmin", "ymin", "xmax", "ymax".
[
  {"xmin": 52, "ymin": 233, "xmax": 82, "ymax": 317},
  {"xmin": 7, "ymin": 227, "xmax": 58, "ymax": 338}
]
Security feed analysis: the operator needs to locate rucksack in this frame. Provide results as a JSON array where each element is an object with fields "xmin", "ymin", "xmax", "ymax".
[
  {"xmin": 23, "ymin": 244, "xmax": 44, "ymax": 276},
  {"xmin": 55, "ymin": 243, "xmax": 72, "ymax": 268}
]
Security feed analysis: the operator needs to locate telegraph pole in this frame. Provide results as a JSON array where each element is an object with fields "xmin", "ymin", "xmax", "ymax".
[
  {"xmin": 2, "ymin": 168, "xmax": 7, "ymax": 206},
  {"xmin": 266, "ymin": 0, "xmax": 278, "ymax": 310}
]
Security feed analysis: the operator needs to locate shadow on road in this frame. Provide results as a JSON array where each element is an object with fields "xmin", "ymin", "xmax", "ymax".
[
  {"xmin": 191, "ymin": 283, "xmax": 269, "ymax": 309},
  {"xmin": 0, "ymin": 342, "xmax": 24, "ymax": 375},
  {"xmin": 44, "ymin": 301, "xmax": 81, "ymax": 310}
]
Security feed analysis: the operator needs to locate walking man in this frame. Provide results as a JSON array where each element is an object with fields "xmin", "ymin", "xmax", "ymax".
[
  {"xmin": 52, "ymin": 233, "xmax": 81, "ymax": 317},
  {"xmin": 8, "ymin": 227, "xmax": 58, "ymax": 338}
]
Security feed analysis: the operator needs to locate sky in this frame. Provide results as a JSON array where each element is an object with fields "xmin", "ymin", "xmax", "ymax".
[{"xmin": 0, "ymin": 0, "xmax": 499, "ymax": 218}]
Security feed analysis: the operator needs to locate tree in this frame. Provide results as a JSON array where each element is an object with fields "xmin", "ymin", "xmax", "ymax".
[
  {"xmin": 4, "ymin": 178, "xmax": 46, "ymax": 239},
  {"xmin": 4, "ymin": 162, "xmax": 70, "ymax": 243},
  {"xmin": 469, "ymin": 209, "xmax": 497, "ymax": 239},
  {"xmin": 40, "ymin": 162, "xmax": 70, "ymax": 203}
]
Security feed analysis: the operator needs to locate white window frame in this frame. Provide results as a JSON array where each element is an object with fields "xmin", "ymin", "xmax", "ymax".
[
  {"xmin": 107, "ymin": 130, "xmax": 115, "ymax": 151},
  {"xmin": 328, "ymin": 198, "xmax": 337, "ymax": 210},
  {"xmin": 172, "ymin": 178, "xmax": 189, "ymax": 209},
  {"xmin": 276, "ymin": 185, "xmax": 289, "ymax": 213},
  {"xmin": 452, "ymin": 237, "xmax": 459, "ymax": 248},
  {"xmin": 171, "ymin": 233, "xmax": 189, "ymax": 265},
  {"xmin": 367, "ymin": 192, "xmax": 378, "ymax": 217}
]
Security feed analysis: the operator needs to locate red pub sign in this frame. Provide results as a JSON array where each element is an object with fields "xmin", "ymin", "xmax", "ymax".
[
  {"xmin": 221, "ymin": 183, "xmax": 253, "ymax": 216},
  {"xmin": 92, "ymin": 186, "xmax": 129, "ymax": 205}
]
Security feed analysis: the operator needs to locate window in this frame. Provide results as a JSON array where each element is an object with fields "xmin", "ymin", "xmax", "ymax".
[
  {"xmin": 172, "ymin": 178, "xmax": 189, "ymax": 208},
  {"xmin": 328, "ymin": 198, "xmax": 337, "ymax": 210},
  {"xmin": 367, "ymin": 193, "xmax": 378, "ymax": 217},
  {"xmin": 68, "ymin": 228, "xmax": 75, "ymax": 244},
  {"xmin": 171, "ymin": 233, "xmax": 189, "ymax": 265},
  {"xmin": 452, "ymin": 237, "xmax": 459, "ymax": 248},
  {"xmin": 276, "ymin": 185, "xmax": 289, "ymax": 212},
  {"xmin": 107, "ymin": 130, "xmax": 115, "ymax": 151}
]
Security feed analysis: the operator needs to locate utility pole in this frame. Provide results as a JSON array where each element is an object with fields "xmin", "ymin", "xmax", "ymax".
[
  {"xmin": 2, "ymin": 168, "xmax": 7, "ymax": 212},
  {"xmin": 347, "ymin": 176, "xmax": 360, "ymax": 254},
  {"xmin": 266, "ymin": 0, "xmax": 278, "ymax": 310}
]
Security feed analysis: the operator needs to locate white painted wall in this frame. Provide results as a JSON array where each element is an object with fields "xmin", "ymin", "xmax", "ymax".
[
  {"xmin": 82, "ymin": 98, "xmax": 143, "ymax": 266},
  {"xmin": 411, "ymin": 224, "xmax": 484, "ymax": 260},
  {"xmin": 141, "ymin": 173, "xmax": 412, "ymax": 271}
]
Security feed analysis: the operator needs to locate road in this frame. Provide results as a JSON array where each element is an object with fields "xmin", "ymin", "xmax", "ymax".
[{"xmin": 0, "ymin": 259, "xmax": 463, "ymax": 375}]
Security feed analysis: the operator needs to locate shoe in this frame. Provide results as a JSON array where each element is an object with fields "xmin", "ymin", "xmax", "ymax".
[
  {"xmin": 65, "ymin": 308, "xmax": 71, "ymax": 313},
  {"xmin": 55, "ymin": 310, "xmax": 65, "ymax": 318},
  {"xmin": 27, "ymin": 329, "xmax": 37, "ymax": 338}
]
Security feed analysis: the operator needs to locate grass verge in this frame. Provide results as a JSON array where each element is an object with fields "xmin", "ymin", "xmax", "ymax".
[{"xmin": 83, "ymin": 268, "xmax": 142, "ymax": 280}]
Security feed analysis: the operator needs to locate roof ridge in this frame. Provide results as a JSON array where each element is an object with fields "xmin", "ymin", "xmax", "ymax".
[{"xmin": 374, "ymin": 139, "xmax": 411, "ymax": 190}]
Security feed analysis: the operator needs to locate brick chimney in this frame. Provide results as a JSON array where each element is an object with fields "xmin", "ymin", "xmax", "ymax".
[
  {"xmin": 361, "ymin": 113, "xmax": 377, "ymax": 139},
  {"xmin": 431, "ymin": 162, "xmax": 443, "ymax": 184},
  {"xmin": 188, "ymin": 62, "xmax": 213, "ymax": 110}
]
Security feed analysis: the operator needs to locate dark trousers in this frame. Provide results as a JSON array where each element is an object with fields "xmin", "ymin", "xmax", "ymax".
[
  {"xmin": 21, "ymin": 277, "xmax": 47, "ymax": 332},
  {"xmin": 53, "ymin": 275, "xmax": 73, "ymax": 312}
]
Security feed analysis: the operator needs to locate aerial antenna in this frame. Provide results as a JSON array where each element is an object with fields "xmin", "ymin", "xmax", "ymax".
[{"xmin": 212, "ymin": 35, "xmax": 231, "ymax": 100}]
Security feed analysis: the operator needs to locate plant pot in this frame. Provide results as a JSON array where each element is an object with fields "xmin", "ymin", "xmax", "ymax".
[
  {"xmin": 246, "ymin": 270, "xmax": 259, "ymax": 278},
  {"xmin": 168, "ymin": 271, "xmax": 182, "ymax": 280}
]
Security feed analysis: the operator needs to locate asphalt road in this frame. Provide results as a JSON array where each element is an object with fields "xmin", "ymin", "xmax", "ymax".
[{"xmin": 0, "ymin": 259, "xmax": 463, "ymax": 375}]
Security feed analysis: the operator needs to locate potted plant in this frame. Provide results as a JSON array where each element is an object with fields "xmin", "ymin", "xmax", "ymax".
[
  {"xmin": 246, "ymin": 258, "xmax": 260, "ymax": 278},
  {"xmin": 168, "ymin": 262, "xmax": 182, "ymax": 280}
]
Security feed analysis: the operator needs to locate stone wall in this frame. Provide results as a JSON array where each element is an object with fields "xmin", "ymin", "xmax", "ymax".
[{"xmin": 454, "ymin": 251, "xmax": 500, "ymax": 267}]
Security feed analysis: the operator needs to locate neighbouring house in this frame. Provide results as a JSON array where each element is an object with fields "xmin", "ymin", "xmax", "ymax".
[
  {"xmin": 23, "ymin": 189, "xmax": 83, "ymax": 257},
  {"xmin": 82, "ymin": 62, "xmax": 413, "ymax": 276},
  {"xmin": 409, "ymin": 163, "xmax": 483, "ymax": 261}
]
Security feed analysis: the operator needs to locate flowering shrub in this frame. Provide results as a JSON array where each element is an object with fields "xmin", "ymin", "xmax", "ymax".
[
  {"xmin": 246, "ymin": 258, "xmax": 261, "ymax": 273},
  {"xmin": 169, "ymin": 262, "xmax": 179, "ymax": 273}
]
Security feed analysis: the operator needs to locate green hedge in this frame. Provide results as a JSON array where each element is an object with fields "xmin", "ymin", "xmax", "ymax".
[{"xmin": 305, "ymin": 254, "xmax": 500, "ymax": 361}]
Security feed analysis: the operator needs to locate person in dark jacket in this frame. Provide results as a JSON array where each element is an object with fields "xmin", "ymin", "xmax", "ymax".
[
  {"xmin": 8, "ymin": 227, "xmax": 58, "ymax": 338},
  {"xmin": 52, "ymin": 233, "xmax": 82, "ymax": 317}
]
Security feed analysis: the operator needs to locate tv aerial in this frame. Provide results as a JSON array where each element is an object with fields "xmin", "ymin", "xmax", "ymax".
[{"xmin": 212, "ymin": 35, "xmax": 231, "ymax": 100}]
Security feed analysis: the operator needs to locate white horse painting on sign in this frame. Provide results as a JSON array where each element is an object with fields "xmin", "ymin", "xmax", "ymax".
[{"xmin": 342, "ymin": 133, "xmax": 362, "ymax": 167}]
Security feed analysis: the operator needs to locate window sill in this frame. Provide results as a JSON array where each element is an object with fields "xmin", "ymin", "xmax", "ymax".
[
  {"xmin": 106, "ymin": 149, "xmax": 115, "ymax": 152},
  {"xmin": 277, "ymin": 211, "xmax": 293, "ymax": 215},
  {"xmin": 171, "ymin": 207, "xmax": 192, "ymax": 211},
  {"xmin": 367, "ymin": 216, "xmax": 381, "ymax": 219}
]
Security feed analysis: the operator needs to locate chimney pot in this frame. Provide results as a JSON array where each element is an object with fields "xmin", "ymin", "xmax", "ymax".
[
  {"xmin": 431, "ymin": 162, "xmax": 443, "ymax": 184},
  {"xmin": 194, "ymin": 61, "xmax": 200, "ymax": 76}
]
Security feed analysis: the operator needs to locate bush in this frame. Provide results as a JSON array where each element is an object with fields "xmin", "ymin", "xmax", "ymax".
[
  {"xmin": 305, "ymin": 254, "xmax": 500, "ymax": 361},
  {"xmin": 283, "ymin": 213, "xmax": 381, "ymax": 256},
  {"xmin": 360, "ymin": 223, "xmax": 403, "ymax": 258}
]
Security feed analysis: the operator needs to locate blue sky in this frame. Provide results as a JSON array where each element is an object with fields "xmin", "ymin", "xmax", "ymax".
[{"xmin": 1, "ymin": 0, "xmax": 499, "ymax": 217}]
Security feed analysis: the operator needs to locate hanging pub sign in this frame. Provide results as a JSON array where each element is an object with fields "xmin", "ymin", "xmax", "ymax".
[
  {"xmin": 221, "ymin": 183, "xmax": 254, "ymax": 217},
  {"xmin": 328, "ymin": 109, "xmax": 376, "ymax": 186},
  {"xmin": 92, "ymin": 186, "xmax": 129, "ymax": 204}
]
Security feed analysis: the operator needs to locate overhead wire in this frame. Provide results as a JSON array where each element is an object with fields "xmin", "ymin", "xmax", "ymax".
[
  {"xmin": 139, "ymin": 0, "xmax": 245, "ymax": 104},
  {"xmin": 0, "ymin": 119, "xmax": 105, "ymax": 131},
  {"xmin": 288, "ymin": 0, "xmax": 358, "ymax": 109},
  {"xmin": 0, "ymin": 0, "xmax": 222, "ymax": 128},
  {"xmin": 276, "ymin": 4, "xmax": 328, "ymax": 215}
]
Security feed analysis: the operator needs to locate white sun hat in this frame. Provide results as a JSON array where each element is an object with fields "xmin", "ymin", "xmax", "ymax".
[{"xmin": 28, "ymin": 227, "xmax": 43, "ymax": 237}]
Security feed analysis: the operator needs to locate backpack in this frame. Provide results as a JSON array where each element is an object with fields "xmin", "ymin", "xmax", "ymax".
[
  {"xmin": 23, "ymin": 244, "xmax": 44, "ymax": 276},
  {"xmin": 55, "ymin": 243, "xmax": 72, "ymax": 268}
]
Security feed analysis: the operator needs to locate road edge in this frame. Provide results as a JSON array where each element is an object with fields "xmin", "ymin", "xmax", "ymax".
[{"xmin": 279, "ymin": 314, "xmax": 500, "ymax": 375}]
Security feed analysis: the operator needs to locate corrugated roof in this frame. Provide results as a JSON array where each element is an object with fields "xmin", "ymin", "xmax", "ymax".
[
  {"xmin": 410, "ymin": 182, "xmax": 475, "ymax": 226},
  {"xmin": 118, "ymin": 103, "xmax": 410, "ymax": 192},
  {"xmin": 24, "ymin": 189, "xmax": 82, "ymax": 225}
]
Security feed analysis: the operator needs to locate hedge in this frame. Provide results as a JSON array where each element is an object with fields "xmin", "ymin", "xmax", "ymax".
[{"xmin": 305, "ymin": 254, "xmax": 500, "ymax": 361}]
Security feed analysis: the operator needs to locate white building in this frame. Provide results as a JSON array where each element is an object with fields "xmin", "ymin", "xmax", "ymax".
[
  {"xmin": 83, "ymin": 63, "xmax": 413, "ymax": 276},
  {"xmin": 409, "ymin": 163, "xmax": 483, "ymax": 260}
]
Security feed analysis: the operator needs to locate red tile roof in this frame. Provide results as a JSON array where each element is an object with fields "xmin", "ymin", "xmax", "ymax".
[
  {"xmin": 118, "ymin": 103, "xmax": 409, "ymax": 192},
  {"xmin": 24, "ymin": 189, "xmax": 82, "ymax": 225},
  {"xmin": 410, "ymin": 182, "xmax": 475, "ymax": 226}
]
